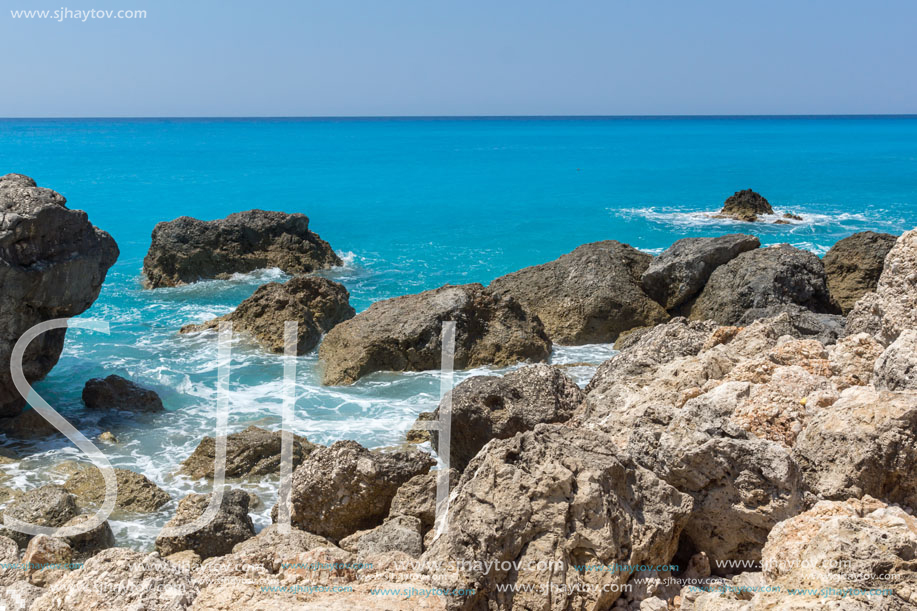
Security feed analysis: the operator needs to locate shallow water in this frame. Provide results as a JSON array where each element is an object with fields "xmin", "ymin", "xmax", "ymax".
[{"xmin": 0, "ymin": 116, "xmax": 915, "ymax": 549}]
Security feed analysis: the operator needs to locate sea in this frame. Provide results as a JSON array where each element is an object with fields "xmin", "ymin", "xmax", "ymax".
[{"xmin": 0, "ymin": 116, "xmax": 915, "ymax": 549}]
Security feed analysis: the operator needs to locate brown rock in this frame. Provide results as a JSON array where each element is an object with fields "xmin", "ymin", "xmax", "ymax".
[
  {"xmin": 179, "ymin": 425, "xmax": 318, "ymax": 480},
  {"xmin": 82, "ymin": 375, "xmax": 164, "ymax": 412},
  {"xmin": 823, "ymin": 230, "xmax": 897, "ymax": 314},
  {"xmin": 155, "ymin": 488, "xmax": 255, "ymax": 559},
  {"xmin": 718, "ymin": 189, "xmax": 774, "ymax": 222}
]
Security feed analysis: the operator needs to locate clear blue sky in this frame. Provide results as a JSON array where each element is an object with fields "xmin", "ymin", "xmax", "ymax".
[{"xmin": 2, "ymin": 0, "xmax": 915, "ymax": 117}]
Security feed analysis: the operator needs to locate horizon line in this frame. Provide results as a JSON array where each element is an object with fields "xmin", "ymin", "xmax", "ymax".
[{"xmin": 1, "ymin": 113, "xmax": 916, "ymax": 120}]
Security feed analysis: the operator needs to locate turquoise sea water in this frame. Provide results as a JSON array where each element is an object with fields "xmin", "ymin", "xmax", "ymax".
[{"xmin": 1, "ymin": 116, "xmax": 916, "ymax": 548}]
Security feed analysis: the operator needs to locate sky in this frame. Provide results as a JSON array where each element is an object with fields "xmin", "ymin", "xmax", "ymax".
[{"xmin": 1, "ymin": 0, "xmax": 915, "ymax": 117}]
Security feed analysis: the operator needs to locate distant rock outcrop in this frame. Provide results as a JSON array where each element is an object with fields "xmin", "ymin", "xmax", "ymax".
[
  {"xmin": 718, "ymin": 189, "xmax": 774, "ymax": 221},
  {"xmin": 823, "ymin": 230, "xmax": 897, "ymax": 314},
  {"xmin": 142, "ymin": 209, "xmax": 340, "ymax": 288},
  {"xmin": 0, "ymin": 174, "xmax": 118, "ymax": 418}
]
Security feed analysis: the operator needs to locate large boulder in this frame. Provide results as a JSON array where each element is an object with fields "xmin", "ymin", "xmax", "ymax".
[
  {"xmin": 179, "ymin": 425, "xmax": 318, "ymax": 480},
  {"xmin": 61, "ymin": 462, "xmax": 170, "ymax": 512},
  {"xmin": 718, "ymin": 189, "xmax": 773, "ymax": 222},
  {"xmin": 689, "ymin": 244, "xmax": 840, "ymax": 325},
  {"xmin": 278, "ymin": 440, "xmax": 435, "ymax": 541},
  {"xmin": 823, "ymin": 230, "xmax": 897, "ymax": 314},
  {"xmin": 423, "ymin": 424, "xmax": 693, "ymax": 610},
  {"xmin": 419, "ymin": 364, "xmax": 585, "ymax": 472},
  {"xmin": 181, "ymin": 276, "xmax": 354, "ymax": 355},
  {"xmin": 81, "ymin": 374, "xmax": 164, "ymax": 412},
  {"xmin": 0, "ymin": 173, "xmax": 118, "ymax": 418},
  {"xmin": 641, "ymin": 234, "xmax": 760, "ymax": 310},
  {"xmin": 155, "ymin": 488, "xmax": 255, "ymax": 559},
  {"xmin": 388, "ymin": 469, "xmax": 460, "ymax": 534},
  {"xmin": 318, "ymin": 283, "xmax": 551, "ymax": 385},
  {"xmin": 846, "ymin": 228, "xmax": 917, "ymax": 344},
  {"xmin": 0, "ymin": 484, "xmax": 78, "ymax": 548},
  {"xmin": 489, "ymin": 240, "xmax": 669, "ymax": 344},
  {"xmin": 142, "ymin": 209, "xmax": 341, "ymax": 288},
  {"xmin": 874, "ymin": 330, "xmax": 917, "ymax": 391}
]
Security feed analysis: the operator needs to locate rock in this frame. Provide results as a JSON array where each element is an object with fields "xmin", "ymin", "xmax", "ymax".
[
  {"xmin": 155, "ymin": 488, "xmax": 255, "ymax": 559},
  {"xmin": 339, "ymin": 515, "xmax": 424, "ymax": 558},
  {"xmin": 179, "ymin": 425, "xmax": 318, "ymax": 480},
  {"xmin": 60, "ymin": 513, "xmax": 115, "ymax": 559},
  {"xmin": 23, "ymin": 534, "xmax": 73, "ymax": 586},
  {"xmin": 718, "ymin": 189, "xmax": 773, "ymax": 222},
  {"xmin": 98, "ymin": 431, "xmax": 117, "ymax": 443},
  {"xmin": 0, "ymin": 580, "xmax": 44, "ymax": 610},
  {"xmin": 0, "ymin": 484, "xmax": 78, "ymax": 548},
  {"xmin": 489, "ymin": 240, "xmax": 669, "ymax": 344},
  {"xmin": 0, "ymin": 535, "xmax": 19, "ymax": 587},
  {"xmin": 405, "ymin": 411, "xmax": 435, "ymax": 444},
  {"xmin": 32, "ymin": 547, "xmax": 199, "ymax": 610},
  {"xmin": 420, "ymin": 364, "xmax": 584, "ymax": 472},
  {"xmin": 689, "ymin": 244, "xmax": 840, "ymax": 325},
  {"xmin": 61, "ymin": 462, "xmax": 170, "ymax": 512},
  {"xmin": 81, "ymin": 375, "xmax": 164, "ymax": 412},
  {"xmin": 873, "ymin": 329, "xmax": 917, "ymax": 391},
  {"xmin": 423, "ymin": 424, "xmax": 693, "ymax": 610},
  {"xmin": 823, "ymin": 231, "xmax": 897, "ymax": 314},
  {"xmin": 279, "ymin": 440, "xmax": 435, "ymax": 541},
  {"xmin": 164, "ymin": 549, "xmax": 202, "ymax": 569},
  {"xmin": 641, "ymin": 234, "xmax": 761, "ymax": 310},
  {"xmin": 846, "ymin": 228, "xmax": 917, "ymax": 344},
  {"xmin": 227, "ymin": 523, "xmax": 336, "ymax": 573},
  {"xmin": 180, "ymin": 276, "xmax": 355, "ymax": 355},
  {"xmin": 142, "ymin": 209, "xmax": 341, "ymax": 288},
  {"xmin": 388, "ymin": 469, "xmax": 460, "ymax": 533},
  {"xmin": 828, "ymin": 332, "xmax": 885, "ymax": 390},
  {"xmin": 0, "ymin": 408, "xmax": 61, "ymax": 439},
  {"xmin": 0, "ymin": 174, "xmax": 118, "ymax": 417},
  {"xmin": 783, "ymin": 212, "xmax": 802, "ymax": 221},
  {"xmin": 319, "ymin": 283, "xmax": 551, "ymax": 385}
]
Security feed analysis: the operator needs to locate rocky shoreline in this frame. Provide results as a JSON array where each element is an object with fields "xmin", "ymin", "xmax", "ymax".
[{"xmin": 1, "ymin": 174, "xmax": 915, "ymax": 610}]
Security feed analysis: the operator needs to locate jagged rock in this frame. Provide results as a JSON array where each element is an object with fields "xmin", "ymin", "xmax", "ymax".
[
  {"xmin": 339, "ymin": 515, "xmax": 424, "ymax": 558},
  {"xmin": 419, "ymin": 364, "xmax": 584, "ymax": 472},
  {"xmin": 388, "ymin": 469, "xmax": 460, "ymax": 533},
  {"xmin": 23, "ymin": 534, "xmax": 73, "ymax": 586},
  {"xmin": 32, "ymin": 547, "xmax": 199, "ymax": 610},
  {"xmin": 689, "ymin": 245, "xmax": 840, "ymax": 325},
  {"xmin": 142, "ymin": 209, "xmax": 341, "ymax": 288},
  {"xmin": 423, "ymin": 424, "xmax": 693, "ymax": 610},
  {"xmin": 155, "ymin": 488, "xmax": 255, "ymax": 559},
  {"xmin": 226, "ymin": 524, "xmax": 336, "ymax": 573},
  {"xmin": 0, "ymin": 485, "xmax": 78, "ymax": 548},
  {"xmin": 718, "ymin": 189, "xmax": 773, "ymax": 222},
  {"xmin": 847, "ymin": 228, "xmax": 917, "ymax": 344},
  {"xmin": 0, "ymin": 580, "xmax": 43, "ymax": 610},
  {"xmin": 873, "ymin": 329, "xmax": 917, "ymax": 391},
  {"xmin": 61, "ymin": 462, "xmax": 170, "ymax": 512},
  {"xmin": 278, "ymin": 440, "xmax": 435, "ymax": 541},
  {"xmin": 60, "ymin": 513, "xmax": 115, "ymax": 559},
  {"xmin": 180, "ymin": 276, "xmax": 355, "ymax": 355},
  {"xmin": 641, "ymin": 234, "xmax": 760, "ymax": 309},
  {"xmin": 823, "ymin": 231, "xmax": 897, "ymax": 314},
  {"xmin": 179, "ymin": 425, "xmax": 318, "ymax": 480},
  {"xmin": 0, "ymin": 173, "xmax": 118, "ymax": 418},
  {"xmin": 489, "ymin": 240, "xmax": 669, "ymax": 344},
  {"xmin": 81, "ymin": 375, "xmax": 164, "ymax": 412},
  {"xmin": 319, "ymin": 283, "xmax": 550, "ymax": 385}
]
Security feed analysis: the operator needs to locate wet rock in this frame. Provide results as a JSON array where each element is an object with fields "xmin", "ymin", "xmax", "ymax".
[
  {"xmin": 180, "ymin": 276, "xmax": 355, "ymax": 355},
  {"xmin": 489, "ymin": 240, "xmax": 669, "ymax": 344},
  {"xmin": 873, "ymin": 329, "xmax": 917, "ymax": 391},
  {"xmin": 61, "ymin": 462, "xmax": 170, "ymax": 512},
  {"xmin": 32, "ymin": 547, "xmax": 199, "ymax": 610},
  {"xmin": 278, "ymin": 440, "xmax": 435, "ymax": 541},
  {"xmin": 641, "ymin": 234, "xmax": 760, "ymax": 309},
  {"xmin": 179, "ymin": 425, "xmax": 318, "ymax": 480},
  {"xmin": 423, "ymin": 424, "xmax": 693, "ymax": 610},
  {"xmin": 718, "ymin": 189, "xmax": 773, "ymax": 222},
  {"xmin": 98, "ymin": 431, "xmax": 117, "ymax": 443},
  {"xmin": 340, "ymin": 515, "xmax": 424, "ymax": 558},
  {"xmin": 0, "ymin": 173, "xmax": 118, "ymax": 418},
  {"xmin": 0, "ymin": 484, "xmax": 78, "ymax": 548},
  {"xmin": 823, "ymin": 230, "xmax": 897, "ymax": 314},
  {"xmin": 319, "ymin": 283, "xmax": 551, "ymax": 385},
  {"xmin": 846, "ymin": 228, "xmax": 917, "ymax": 344},
  {"xmin": 155, "ymin": 488, "xmax": 255, "ymax": 560},
  {"xmin": 420, "ymin": 364, "xmax": 584, "ymax": 472},
  {"xmin": 81, "ymin": 375, "xmax": 164, "ymax": 413},
  {"xmin": 142, "ymin": 209, "xmax": 341, "ymax": 288},
  {"xmin": 689, "ymin": 244, "xmax": 840, "ymax": 325}
]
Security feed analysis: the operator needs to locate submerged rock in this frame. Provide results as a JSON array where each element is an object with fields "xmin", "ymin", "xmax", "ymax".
[
  {"xmin": 81, "ymin": 375, "xmax": 164, "ymax": 412},
  {"xmin": 641, "ymin": 233, "xmax": 760, "ymax": 310},
  {"xmin": 489, "ymin": 240, "xmax": 669, "ymax": 344},
  {"xmin": 0, "ymin": 173, "xmax": 119, "ymax": 418},
  {"xmin": 179, "ymin": 425, "xmax": 318, "ymax": 480},
  {"xmin": 718, "ymin": 189, "xmax": 774, "ymax": 222},
  {"xmin": 142, "ymin": 209, "xmax": 341, "ymax": 288},
  {"xmin": 823, "ymin": 230, "xmax": 897, "ymax": 314},
  {"xmin": 155, "ymin": 488, "xmax": 255, "ymax": 560},
  {"xmin": 319, "ymin": 283, "xmax": 551, "ymax": 385},
  {"xmin": 180, "ymin": 276, "xmax": 355, "ymax": 355}
]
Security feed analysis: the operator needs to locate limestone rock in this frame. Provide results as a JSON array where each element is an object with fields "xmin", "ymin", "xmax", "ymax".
[
  {"xmin": 155, "ymin": 488, "xmax": 255, "ymax": 560},
  {"xmin": 388, "ymin": 469, "xmax": 460, "ymax": 533},
  {"xmin": 62, "ymin": 462, "xmax": 170, "ymax": 512},
  {"xmin": 718, "ymin": 189, "xmax": 773, "ymax": 222},
  {"xmin": 22, "ymin": 534, "xmax": 72, "ymax": 586},
  {"xmin": 60, "ymin": 513, "xmax": 115, "ymax": 559},
  {"xmin": 339, "ymin": 515, "xmax": 423, "ymax": 558},
  {"xmin": 0, "ymin": 580, "xmax": 43, "ymax": 610},
  {"xmin": 823, "ymin": 231, "xmax": 897, "ymax": 314},
  {"xmin": 179, "ymin": 425, "xmax": 318, "ymax": 480},
  {"xmin": 81, "ymin": 374, "xmax": 164, "ymax": 412},
  {"xmin": 873, "ymin": 329, "xmax": 917, "ymax": 391},
  {"xmin": 0, "ymin": 484, "xmax": 78, "ymax": 548}
]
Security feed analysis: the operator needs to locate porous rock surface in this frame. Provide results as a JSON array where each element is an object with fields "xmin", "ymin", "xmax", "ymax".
[
  {"xmin": 154, "ymin": 488, "xmax": 255, "ymax": 559},
  {"xmin": 179, "ymin": 425, "xmax": 318, "ymax": 480}
]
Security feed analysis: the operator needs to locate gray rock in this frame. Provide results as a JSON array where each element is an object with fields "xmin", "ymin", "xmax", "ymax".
[
  {"xmin": 489, "ymin": 240, "xmax": 669, "ymax": 344},
  {"xmin": 0, "ymin": 485, "xmax": 78, "ymax": 548},
  {"xmin": 718, "ymin": 189, "xmax": 773, "ymax": 222},
  {"xmin": 0, "ymin": 580, "xmax": 43, "ymax": 610},
  {"xmin": 388, "ymin": 468, "xmax": 460, "ymax": 533},
  {"xmin": 319, "ymin": 283, "xmax": 551, "ymax": 385},
  {"xmin": 154, "ymin": 488, "xmax": 255, "ymax": 560},
  {"xmin": 339, "ymin": 515, "xmax": 423, "ymax": 558},
  {"xmin": 142, "ymin": 209, "xmax": 340, "ymax": 288},
  {"xmin": 874, "ymin": 329, "xmax": 917, "ymax": 391},
  {"xmin": 81, "ymin": 375, "xmax": 164, "ymax": 412},
  {"xmin": 277, "ymin": 440, "xmax": 435, "ymax": 541},
  {"xmin": 179, "ymin": 425, "xmax": 318, "ymax": 480},
  {"xmin": 0, "ymin": 174, "xmax": 118, "ymax": 418},
  {"xmin": 689, "ymin": 244, "xmax": 840, "ymax": 325},
  {"xmin": 641, "ymin": 234, "xmax": 760, "ymax": 309},
  {"xmin": 823, "ymin": 231, "xmax": 897, "ymax": 314},
  {"xmin": 181, "ymin": 276, "xmax": 355, "ymax": 355}
]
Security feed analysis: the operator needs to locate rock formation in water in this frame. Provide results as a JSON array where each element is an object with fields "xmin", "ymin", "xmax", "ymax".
[{"xmin": 718, "ymin": 188, "xmax": 774, "ymax": 221}]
